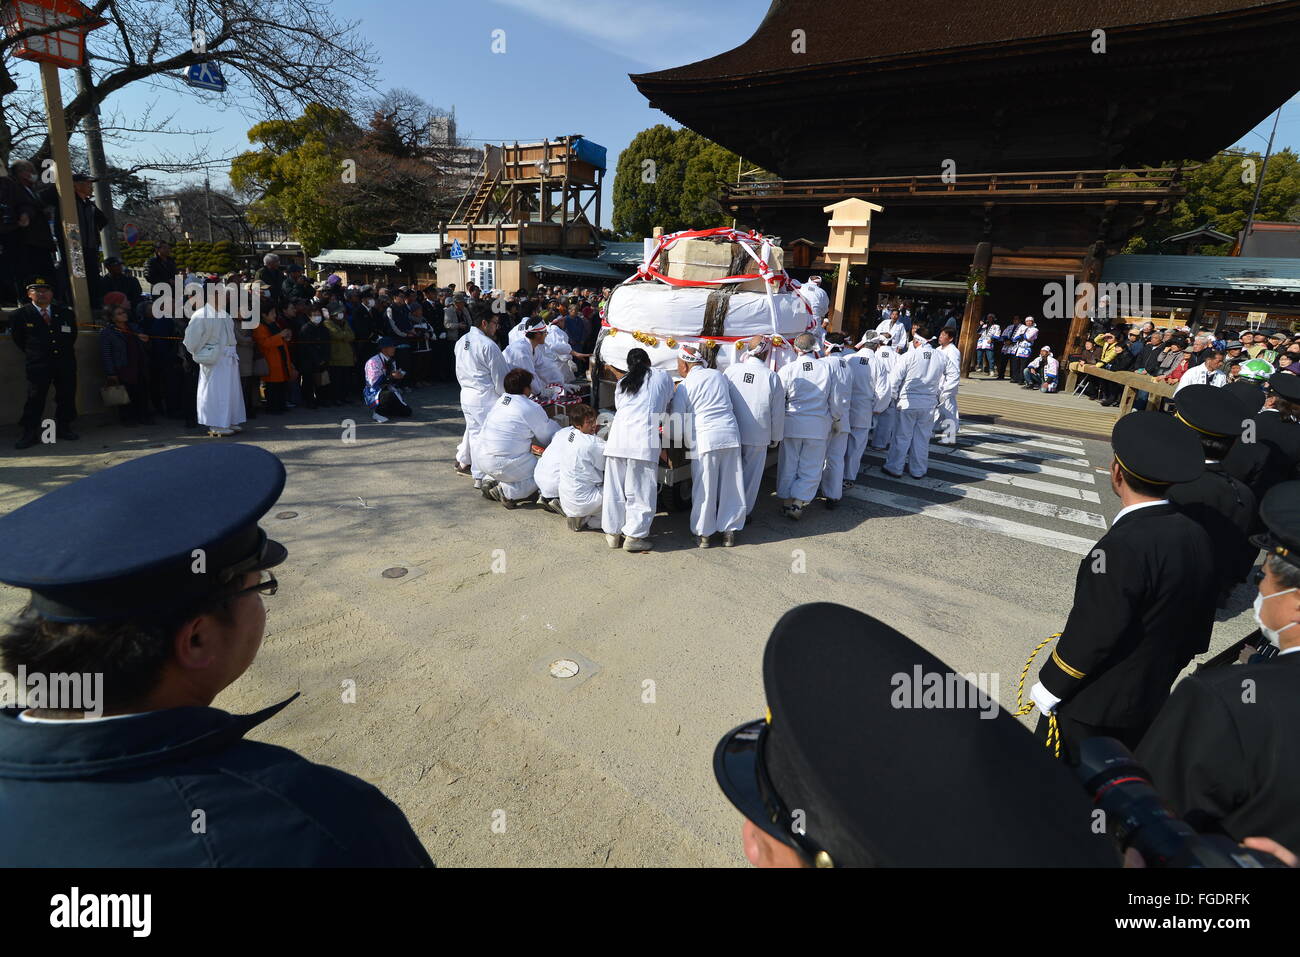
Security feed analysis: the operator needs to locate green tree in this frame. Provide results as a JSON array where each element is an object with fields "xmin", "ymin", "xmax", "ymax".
[
  {"xmin": 613, "ymin": 126, "xmax": 766, "ymax": 238},
  {"xmin": 1124, "ymin": 150, "xmax": 1300, "ymax": 254},
  {"xmin": 230, "ymin": 104, "xmax": 362, "ymax": 258}
]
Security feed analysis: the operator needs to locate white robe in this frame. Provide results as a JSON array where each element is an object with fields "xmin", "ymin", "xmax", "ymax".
[{"xmin": 183, "ymin": 306, "xmax": 245, "ymax": 430}]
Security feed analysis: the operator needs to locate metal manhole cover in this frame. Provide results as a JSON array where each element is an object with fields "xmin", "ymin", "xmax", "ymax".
[
  {"xmin": 382, "ymin": 566, "xmax": 408, "ymax": 579},
  {"xmin": 276, "ymin": 511, "xmax": 298, "ymax": 520},
  {"xmin": 549, "ymin": 659, "xmax": 580, "ymax": 679}
]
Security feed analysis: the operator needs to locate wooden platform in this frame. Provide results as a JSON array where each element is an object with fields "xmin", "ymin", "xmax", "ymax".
[{"xmin": 957, "ymin": 375, "xmax": 1119, "ymax": 439}]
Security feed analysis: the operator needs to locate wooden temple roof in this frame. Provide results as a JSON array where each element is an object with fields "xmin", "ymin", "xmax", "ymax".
[{"xmin": 632, "ymin": 0, "xmax": 1300, "ymax": 178}]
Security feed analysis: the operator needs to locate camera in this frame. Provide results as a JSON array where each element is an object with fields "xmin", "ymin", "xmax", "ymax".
[{"xmin": 1075, "ymin": 737, "xmax": 1287, "ymax": 868}]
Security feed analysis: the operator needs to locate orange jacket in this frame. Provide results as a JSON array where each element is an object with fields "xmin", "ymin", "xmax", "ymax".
[{"xmin": 252, "ymin": 323, "xmax": 294, "ymax": 383}]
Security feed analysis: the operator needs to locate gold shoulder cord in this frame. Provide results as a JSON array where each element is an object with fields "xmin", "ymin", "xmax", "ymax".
[{"xmin": 1014, "ymin": 633, "xmax": 1063, "ymax": 759}]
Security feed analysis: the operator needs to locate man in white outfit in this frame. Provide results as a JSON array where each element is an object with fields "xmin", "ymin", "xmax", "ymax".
[
  {"xmin": 818, "ymin": 335, "xmax": 854, "ymax": 509},
  {"xmin": 797, "ymin": 274, "xmax": 830, "ymax": 323},
  {"xmin": 841, "ymin": 338, "xmax": 877, "ymax": 489},
  {"xmin": 502, "ymin": 316, "xmax": 546, "ymax": 385},
  {"xmin": 933, "ymin": 326, "xmax": 962, "ymax": 446},
  {"xmin": 875, "ymin": 308, "xmax": 908, "ymax": 353},
  {"xmin": 478, "ymin": 369, "xmax": 561, "ymax": 506},
  {"xmin": 669, "ymin": 346, "xmax": 746, "ymax": 547},
  {"xmin": 602, "ymin": 348, "xmax": 675, "ymax": 552},
  {"xmin": 883, "ymin": 323, "xmax": 944, "ymax": 479},
  {"xmin": 554, "ymin": 405, "xmax": 606, "ymax": 531},
  {"xmin": 545, "ymin": 314, "xmax": 575, "ymax": 383},
  {"xmin": 533, "ymin": 420, "xmax": 574, "ymax": 515},
  {"xmin": 776, "ymin": 333, "xmax": 838, "ymax": 520},
  {"xmin": 183, "ymin": 299, "xmax": 246, "ymax": 438},
  {"xmin": 723, "ymin": 336, "xmax": 785, "ymax": 516},
  {"xmin": 865, "ymin": 333, "xmax": 898, "ymax": 451},
  {"xmin": 453, "ymin": 312, "xmax": 508, "ymax": 488}
]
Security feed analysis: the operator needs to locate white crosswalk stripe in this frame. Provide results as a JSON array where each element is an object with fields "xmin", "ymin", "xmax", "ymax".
[
  {"xmin": 931, "ymin": 445, "xmax": 1095, "ymax": 484},
  {"xmin": 861, "ymin": 449, "xmax": 1101, "ymax": 503},
  {"xmin": 849, "ymin": 423, "xmax": 1109, "ymax": 556},
  {"xmin": 953, "ymin": 439, "xmax": 1090, "ymax": 467},
  {"xmin": 962, "ymin": 422, "xmax": 1084, "ymax": 446}
]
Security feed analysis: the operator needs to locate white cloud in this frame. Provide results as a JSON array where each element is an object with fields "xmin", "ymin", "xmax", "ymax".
[{"xmin": 486, "ymin": 0, "xmax": 752, "ymax": 70}]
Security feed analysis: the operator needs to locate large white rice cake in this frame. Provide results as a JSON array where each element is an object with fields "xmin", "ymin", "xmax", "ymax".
[
  {"xmin": 605, "ymin": 282, "xmax": 811, "ymax": 340},
  {"xmin": 598, "ymin": 329, "xmax": 803, "ymax": 374}
]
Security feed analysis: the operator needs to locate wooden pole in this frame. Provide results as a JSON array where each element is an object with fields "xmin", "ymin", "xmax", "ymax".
[
  {"xmin": 40, "ymin": 62, "xmax": 92, "ymax": 328},
  {"xmin": 958, "ymin": 241, "xmax": 991, "ymax": 376},
  {"xmin": 830, "ymin": 256, "xmax": 850, "ymax": 332},
  {"xmin": 1067, "ymin": 244, "xmax": 1104, "ymax": 356}
]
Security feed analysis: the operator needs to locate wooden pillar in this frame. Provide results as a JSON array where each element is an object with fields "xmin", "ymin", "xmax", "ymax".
[
  {"xmin": 958, "ymin": 241, "xmax": 992, "ymax": 377},
  {"xmin": 1067, "ymin": 245, "xmax": 1104, "ymax": 357},
  {"xmin": 1188, "ymin": 289, "xmax": 1208, "ymax": 334},
  {"xmin": 560, "ymin": 136, "xmax": 571, "ymax": 254}
]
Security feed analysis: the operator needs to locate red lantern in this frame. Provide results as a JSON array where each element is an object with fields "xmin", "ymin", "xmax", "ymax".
[{"xmin": 2, "ymin": 0, "xmax": 107, "ymax": 68}]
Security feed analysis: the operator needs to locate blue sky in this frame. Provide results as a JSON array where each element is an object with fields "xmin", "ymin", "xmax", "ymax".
[{"xmin": 13, "ymin": 0, "xmax": 1300, "ymax": 228}]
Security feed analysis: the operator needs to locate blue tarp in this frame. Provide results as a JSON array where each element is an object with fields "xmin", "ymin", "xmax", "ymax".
[{"xmin": 572, "ymin": 138, "xmax": 607, "ymax": 171}]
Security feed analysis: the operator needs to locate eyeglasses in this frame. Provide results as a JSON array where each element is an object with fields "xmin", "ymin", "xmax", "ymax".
[{"xmin": 230, "ymin": 573, "xmax": 278, "ymax": 599}]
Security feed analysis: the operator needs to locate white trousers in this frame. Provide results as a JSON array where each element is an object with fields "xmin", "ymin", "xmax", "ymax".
[
  {"xmin": 690, "ymin": 446, "xmax": 747, "ymax": 536},
  {"xmin": 562, "ymin": 489, "xmax": 603, "ymax": 528},
  {"xmin": 602, "ymin": 457, "xmax": 658, "ymax": 539},
  {"xmin": 739, "ymin": 444, "xmax": 768, "ymax": 514},
  {"xmin": 843, "ymin": 424, "xmax": 872, "ymax": 483},
  {"xmin": 933, "ymin": 391, "xmax": 959, "ymax": 441},
  {"xmin": 871, "ymin": 402, "xmax": 898, "ymax": 450},
  {"xmin": 820, "ymin": 429, "xmax": 850, "ymax": 499},
  {"xmin": 777, "ymin": 437, "xmax": 827, "ymax": 504},
  {"xmin": 884, "ymin": 406, "xmax": 935, "ymax": 478},
  {"xmin": 457, "ymin": 399, "xmax": 494, "ymax": 480},
  {"xmin": 481, "ymin": 449, "xmax": 538, "ymax": 499}
]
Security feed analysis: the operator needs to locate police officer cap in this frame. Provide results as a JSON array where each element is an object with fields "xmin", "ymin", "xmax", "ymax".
[
  {"xmin": 713, "ymin": 603, "xmax": 1119, "ymax": 867},
  {"xmin": 1111, "ymin": 410, "xmax": 1204, "ymax": 486},
  {"xmin": 1173, "ymin": 384, "xmax": 1250, "ymax": 438},
  {"xmin": 1268, "ymin": 370, "xmax": 1300, "ymax": 404},
  {"xmin": 25, "ymin": 278, "xmax": 52, "ymax": 290},
  {"xmin": 1225, "ymin": 379, "xmax": 1265, "ymax": 410},
  {"xmin": 0, "ymin": 445, "xmax": 287, "ymax": 623},
  {"xmin": 1252, "ymin": 481, "xmax": 1300, "ymax": 572}
]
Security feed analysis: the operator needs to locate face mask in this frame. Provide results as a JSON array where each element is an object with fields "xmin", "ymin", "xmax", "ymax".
[
  {"xmin": 364, "ymin": 299, "xmax": 375, "ymax": 308},
  {"xmin": 310, "ymin": 315, "xmax": 323, "ymax": 325},
  {"xmin": 1253, "ymin": 587, "xmax": 1298, "ymax": 647}
]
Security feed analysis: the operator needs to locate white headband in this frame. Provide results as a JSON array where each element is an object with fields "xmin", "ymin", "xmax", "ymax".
[{"xmin": 678, "ymin": 346, "xmax": 706, "ymax": 365}]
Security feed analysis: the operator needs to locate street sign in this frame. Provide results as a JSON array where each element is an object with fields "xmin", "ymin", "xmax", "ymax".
[
  {"xmin": 449, "ymin": 239, "xmax": 466, "ymax": 261},
  {"xmin": 122, "ymin": 222, "xmax": 139, "ymax": 246},
  {"xmin": 185, "ymin": 61, "xmax": 226, "ymax": 92}
]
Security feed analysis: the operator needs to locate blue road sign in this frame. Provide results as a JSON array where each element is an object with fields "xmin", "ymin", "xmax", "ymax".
[
  {"xmin": 449, "ymin": 239, "xmax": 466, "ymax": 261},
  {"xmin": 185, "ymin": 62, "xmax": 227, "ymax": 93}
]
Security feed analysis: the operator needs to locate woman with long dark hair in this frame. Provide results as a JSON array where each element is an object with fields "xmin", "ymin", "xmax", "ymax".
[{"xmin": 602, "ymin": 347, "xmax": 674, "ymax": 552}]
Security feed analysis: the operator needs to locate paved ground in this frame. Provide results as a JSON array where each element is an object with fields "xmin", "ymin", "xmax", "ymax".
[{"xmin": 0, "ymin": 383, "xmax": 1256, "ymax": 866}]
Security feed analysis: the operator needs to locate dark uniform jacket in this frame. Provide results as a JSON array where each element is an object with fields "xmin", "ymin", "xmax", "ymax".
[
  {"xmin": 1039, "ymin": 503, "xmax": 1216, "ymax": 730},
  {"xmin": 9, "ymin": 302, "xmax": 78, "ymax": 370},
  {"xmin": 1167, "ymin": 463, "xmax": 1257, "ymax": 598},
  {"xmin": 0, "ymin": 696, "xmax": 433, "ymax": 866},
  {"xmin": 1137, "ymin": 651, "xmax": 1300, "ymax": 850},
  {"xmin": 100, "ymin": 271, "xmax": 143, "ymax": 307},
  {"xmin": 1225, "ymin": 410, "xmax": 1300, "ymax": 511}
]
